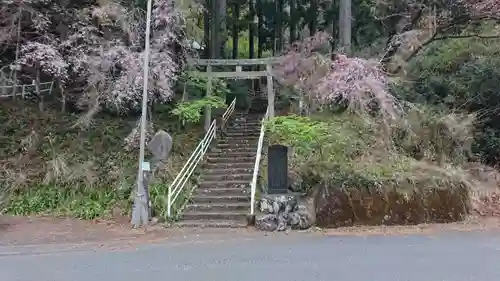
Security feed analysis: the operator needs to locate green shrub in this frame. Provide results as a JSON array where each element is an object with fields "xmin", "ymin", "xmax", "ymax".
[{"xmin": 171, "ymin": 96, "xmax": 227, "ymax": 124}]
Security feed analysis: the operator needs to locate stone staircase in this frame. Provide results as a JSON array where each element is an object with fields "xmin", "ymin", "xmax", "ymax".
[{"xmin": 176, "ymin": 112, "xmax": 263, "ymax": 228}]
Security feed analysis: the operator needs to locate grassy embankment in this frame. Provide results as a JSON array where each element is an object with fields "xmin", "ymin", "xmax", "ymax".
[{"xmin": 0, "ymin": 101, "xmax": 202, "ymax": 220}]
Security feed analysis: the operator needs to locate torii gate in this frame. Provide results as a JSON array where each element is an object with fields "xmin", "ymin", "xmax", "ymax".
[{"xmin": 186, "ymin": 57, "xmax": 282, "ymax": 131}]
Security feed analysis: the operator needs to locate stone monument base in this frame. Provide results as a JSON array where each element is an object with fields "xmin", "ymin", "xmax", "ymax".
[{"xmin": 255, "ymin": 193, "xmax": 314, "ymax": 231}]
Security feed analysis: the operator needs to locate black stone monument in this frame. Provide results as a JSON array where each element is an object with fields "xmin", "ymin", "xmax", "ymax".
[{"xmin": 267, "ymin": 144, "xmax": 288, "ymax": 194}]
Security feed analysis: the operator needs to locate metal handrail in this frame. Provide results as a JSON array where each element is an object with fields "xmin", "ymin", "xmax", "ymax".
[
  {"xmin": 166, "ymin": 98, "xmax": 237, "ymax": 218},
  {"xmin": 222, "ymin": 98, "xmax": 236, "ymax": 123},
  {"xmin": 250, "ymin": 106, "xmax": 269, "ymax": 215}
]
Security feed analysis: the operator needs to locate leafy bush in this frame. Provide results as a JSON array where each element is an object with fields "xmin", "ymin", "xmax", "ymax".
[
  {"xmin": 264, "ymin": 114, "xmax": 375, "ymax": 190},
  {"xmin": 265, "ymin": 115, "xmax": 330, "ymax": 154},
  {"xmin": 180, "ymin": 70, "xmax": 230, "ymax": 99},
  {"xmin": 171, "ymin": 96, "xmax": 227, "ymax": 124}
]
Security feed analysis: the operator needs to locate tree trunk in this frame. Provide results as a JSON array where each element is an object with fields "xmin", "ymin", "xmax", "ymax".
[
  {"xmin": 59, "ymin": 80, "xmax": 66, "ymax": 113},
  {"xmin": 289, "ymin": 0, "xmax": 297, "ymax": 44},
  {"xmin": 255, "ymin": 0, "xmax": 264, "ymax": 91},
  {"xmin": 218, "ymin": 0, "xmax": 227, "ymax": 58},
  {"xmin": 273, "ymin": 0, "xmax": 279, "ymax": 53},
  {"xmin": 256, "ymin": 0, "xmax": 264, "ymax": 58},
  {"xmin": 232, "ymin": 3, "xmax": 240, "ymax": 59},
  {"xmin": 326, "ymin": 0, "xmax": 335, "ymax": 52},
  {"xmin": 275, "ymin": 0, "xmax": 284, "ymax": 53},
  {"xmin": 308, "ymin": 0, "xmax": 318, "ymax": 36},
  {"xmin": 339, "ymin": 0, "xmax": 352, "ymax": 54},
  {"xmin": 204, "ymin": 0, "xmax": 211, "ymax": 59},
  {"xmin": 210, "ymin": 0, "xmax": 222, "ymax": 59},
  {"xmin": 249, "ymin": 0, "xmax": 256, "ymax": 59}
]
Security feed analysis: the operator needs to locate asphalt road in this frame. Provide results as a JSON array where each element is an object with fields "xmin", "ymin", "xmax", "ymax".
[{"xmin": 1, "ymin": 231, "xmax": 500, "ymax": 281}]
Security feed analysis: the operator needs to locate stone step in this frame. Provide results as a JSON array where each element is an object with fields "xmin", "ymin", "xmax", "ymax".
[
  {"xmin": 175, "ymin": 219, "xmax": 248, "ymax": 228},
  {"xmin": 225, "ymin": 131, "xmax": 261, "ymax": 137},
  {"xmin": 207, "ymin": 150, "xmax": 256, "ymax": 156},
  {"xmin": 201, "ymin": 173, "xmax": 253, "ymax": 181},
  {"xmin": 228, "ymin": 123, "xmax": 261, "ymax": 127},
  {"xmin": 217, "ymin": 138, "xmax": 259, "ymax": 144},
  {"xmin": 216, "ymin": 143, "xmax": 255, "ymax": 149},
  {"xmin": 184, "ymin": 202, "xmax": 249, "ymax": 212},
  {"xmin": 250, "ymin": 103, "xmax": 268, "ymax": 108},
  {"xmin": 204, "ymin": 167, "xmax": 254, "ymax": 174},
  {"xmin": 190, "ymin": 194, "xmax": 249, "ymax": 204},
  {"xmin": 195, "ymin": 186, "xmax": 248, "ymax": 196},
  {"xmin": 224, "ymin": 129, "xmax": 261, "ymax": 135},
  {"xmin": 228, "ymin": 123, "xmax": 262, "ymax": 128},
  {"xmin": 228, "ymin": 122, "xmax": 261, "ymax": 126},
  {"xmin": 233, "ymin": 117, "xmax": 262, "ymax": 121},
  {"xmin": 198, "ymin": 180, "xmax": 250, "ymax": 188},
  {"xmin": 211, "ymin": 147, "xmax": 256, "ymax": 153},
  {"xmin": 228, "ymin": 126, "xmax": 262, "ymax": 131},
  {"xmin": 206, "ymin": 151, "xmax": 255, "ymax": 158},
  {"xmin": 206, "ymin": 156, "xmax": 255, "ymax": 163},
  {"xmin": 181, "ymin": 211, "xmax": 248, "ymax": 221},
  {"xmin": 231, "ymin": 121, "xmax": 262, "ymax": 126},
  {"xmin": 204, "ymin": 162, "xmax": 254, "ymax": 169},
  {"xmin": 233, "ymin": 113, "xmax": 260, "ymax": 117}
]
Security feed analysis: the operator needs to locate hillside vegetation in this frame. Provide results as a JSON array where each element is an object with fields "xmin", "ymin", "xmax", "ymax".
[
  {"xmin": 0, "ymin": 102, "xmax": 201, "ymax": 219},
  {"xmin": 1, "ymin": 0, "xmax": 500, "ymax": 226},
  {"xmin": 260, "ymin": 28, "xmax": 500, "ymax": 226}
]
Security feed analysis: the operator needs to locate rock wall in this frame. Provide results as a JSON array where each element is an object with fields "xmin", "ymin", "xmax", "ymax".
[
  {"xmin": 255, "ymin": 194, "xmax": 314, "ymax": 231},
  {"xmin": 255, "ymin": 176, "xmax": 470, "ymax": 230},
  {"xmin": 314, "ymin": 185, "xmax": 469, "ymax": 228}
]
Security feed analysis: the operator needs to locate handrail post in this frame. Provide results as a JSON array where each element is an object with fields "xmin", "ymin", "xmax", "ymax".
[
  {"xmin": 214, "ymin": 118, "xmax": 218, "ymax": 140},
  {"xmin": 201, "ymin": 132, "xmax": 205, "ymax": 154},
  {"xmin": 167, "ymin": 187, "xmax": 172, "ymax": 217}
]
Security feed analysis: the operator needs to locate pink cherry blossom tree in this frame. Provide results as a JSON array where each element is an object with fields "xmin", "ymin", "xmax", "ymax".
[
  {"xmin": 18, "ymin": 42, "xmax": 68, "ymax": 81},
  {"xmin": 274, "ymin": 32, "xmax": 401, "ymax": 120},
  {"xmin": 63, "ymin": 0, "xmax": 184, "ymax": 113}
]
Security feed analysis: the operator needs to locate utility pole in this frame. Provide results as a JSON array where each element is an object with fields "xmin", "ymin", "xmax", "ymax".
[{"xmin": 131, "ymin": 0, "xmax": 153, "ymax": 228}]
